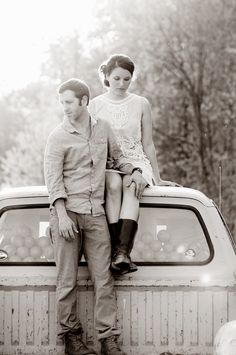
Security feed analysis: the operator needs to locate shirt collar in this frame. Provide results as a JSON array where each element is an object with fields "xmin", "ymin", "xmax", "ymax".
[{"xmin": 62, "ymin": 115, "xmax": 97, "ymax": 134}]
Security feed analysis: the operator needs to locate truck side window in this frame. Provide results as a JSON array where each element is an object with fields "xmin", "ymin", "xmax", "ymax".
[
  {"xmin": 131, "ymin": 206, "xmax": 212, "ymax": 264},
  {"xmin": 0, "ymin": 207, "xmax": 54, "ymax": 263}
]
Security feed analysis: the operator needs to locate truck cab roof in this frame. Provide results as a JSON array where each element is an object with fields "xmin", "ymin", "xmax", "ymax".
[{"xmin": 0, "ymin": 185, "xmax": 215, "ymax": 207}]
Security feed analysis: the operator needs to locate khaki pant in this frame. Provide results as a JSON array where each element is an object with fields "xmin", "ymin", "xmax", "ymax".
[{"xmin": 49, "ymin": 208, "xmax": 120, "ymax": 340}]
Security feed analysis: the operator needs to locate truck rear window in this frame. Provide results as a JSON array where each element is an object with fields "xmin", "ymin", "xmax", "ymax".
[
  {"xmin": 0, "ymin": 205, "xmax": 212, "ymax": 265},
  {"xmin": 132, "ymin": 205, "xmax": 212, "ymax": 264},
  {"xmin": 0, "ymin": 207, "xmax": 53, "ymax": 263}
]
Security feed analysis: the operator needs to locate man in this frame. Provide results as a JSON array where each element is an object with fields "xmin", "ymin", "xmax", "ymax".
[{"xmin": 44, "ymin": 78, "xmax": 147, "ymax": 355}]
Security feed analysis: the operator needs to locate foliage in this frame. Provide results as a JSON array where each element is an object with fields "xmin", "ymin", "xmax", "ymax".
[
  {"xmin": 0, "ymin": 81, "xmax": 60, "ymax": 187},
  {"xmin": 88, "ymin": 0, "xmax": 236, "ymax": 235},
  {"xmin": 0, "ymin": 0, "xmax": 235, "ymax": 237}
]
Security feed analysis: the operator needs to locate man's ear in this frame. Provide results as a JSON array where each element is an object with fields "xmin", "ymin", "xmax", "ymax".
[{"xmin": 81, "ymin": 95, "xmax": 89, "ymax": 106}]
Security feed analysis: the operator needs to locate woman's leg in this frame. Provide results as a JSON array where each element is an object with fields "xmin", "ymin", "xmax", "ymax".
[
  {"xmin": 112, "ymin": 175, "xmax": 139, "ymax": 273},
  {"xmin": 119, "ymin": 175, "xmax": 139, "ymax": 221},
  {"xmin": 105, "ymin": 172, "xmax": 123, "ymax": 223}
]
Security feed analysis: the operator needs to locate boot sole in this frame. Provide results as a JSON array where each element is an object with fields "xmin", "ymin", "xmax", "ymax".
[
  {"xmin": 121, "ymin": 267, "xmax": 138, "ymax": 275},
  {"xmin": 66, "ymin": 350, "xmax": 97, "ymax": 355},
  {"xmin": 113, "ymin": 261, "xmax": 130, "ymax": 270}
]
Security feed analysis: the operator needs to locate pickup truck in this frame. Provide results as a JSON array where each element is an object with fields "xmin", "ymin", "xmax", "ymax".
[{"xmin": 0, "ymin": 185, "xmax": 235, "ymax": 355}]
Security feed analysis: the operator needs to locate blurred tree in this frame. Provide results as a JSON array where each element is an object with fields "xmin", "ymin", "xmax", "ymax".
[
  {"xmin": 40, "ymin": 30, "xmax": 104, "ymax": 98},
  {"xmin": 157, "ymin": 0, "xmax": 236, "ymax": 235},
  {"xmin": 0, "ymin": 0, "xmax": 235, "ymax": 237},
  {"xmin": 0, "ymin": 81, "xmax": 60, "ymax": 187},
  {"xmin": 89, "ymin": 0, "xmax": 236, "ymax": 236},
  {"xmin": 41, "ymin": 31, "xmax": 84, "ymax": 82},
  {"xmin": 0, "ymin": 94, "xmax": 26, "ymax": 178}
]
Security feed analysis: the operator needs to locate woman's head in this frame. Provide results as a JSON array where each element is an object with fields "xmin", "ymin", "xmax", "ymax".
[{"xmin": 99, "ymin": 54, "xmax": 135, "ymax": 90}]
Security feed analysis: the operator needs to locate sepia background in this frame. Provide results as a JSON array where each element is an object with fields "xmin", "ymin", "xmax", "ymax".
[{"xmin": 0, "ymin": 0, "xmax": 235, "ymax": 238}]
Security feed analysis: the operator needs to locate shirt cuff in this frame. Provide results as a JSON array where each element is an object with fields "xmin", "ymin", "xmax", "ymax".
[{"xmin": 49, "ymin": 191, "xmax": 67, "ymax": 206}]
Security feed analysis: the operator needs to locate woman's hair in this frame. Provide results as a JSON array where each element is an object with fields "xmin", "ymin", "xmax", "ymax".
[
  {"xmin": 99, "ymin": 54, "xmax": 135, "ymax": 87},
  {"xmin": 57, "ymin": 78, "xmax": 90, "ymax": 104}
]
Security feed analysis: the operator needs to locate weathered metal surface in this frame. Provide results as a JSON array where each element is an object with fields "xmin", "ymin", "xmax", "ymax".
[
  {"xmin": 0, "ymin": 186, "xmax": 235, "ymax": 355},
  {"xmin": 0, "ymin": 286, "xmax": 236, "ymax": 355}
]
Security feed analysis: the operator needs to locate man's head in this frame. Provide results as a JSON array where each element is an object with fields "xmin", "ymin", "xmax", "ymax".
[
  {"xmin": 57, "ymin": 78, "xmax": 90, "ymax": 104},
  {"xmin": 57, "ymin": 79, "xmax": 90, "ymax": 122}
]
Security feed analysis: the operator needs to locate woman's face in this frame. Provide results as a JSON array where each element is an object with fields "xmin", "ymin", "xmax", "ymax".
[{"xmin": 107, "ymin": 67, "xmax": 132, "ymax": 96}]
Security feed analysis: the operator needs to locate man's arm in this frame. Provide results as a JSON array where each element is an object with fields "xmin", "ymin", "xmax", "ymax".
[
  {"xmin": 44, "ymin": 132, "xmax": 68, "ymax": 205},
  {"xmin": 44, "ymin": 133, "xmax": 78, "ymax": 240}
]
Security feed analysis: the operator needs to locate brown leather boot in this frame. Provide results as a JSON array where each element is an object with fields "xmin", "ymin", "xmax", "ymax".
[
  {"xmin": 65, "ymin": 330, "xmax": 97, "ymax": 355},
  {"xmin": 108, "ymin": 222, "xmax": 122, "ymax": 272},
  {"xmin": 111, "ymin": 219, "xmax": 138, "ymax": 273},
  {"xmin": 120, "ymin": 258, "xmax": 138, "ymax": 275},
  {"xmin": 108, "ymin": 222, "xmax": 121, "ymax": 253},
  {"xmin": 101, "ymin": 335, "xmax": 126, "ymax": 355}
]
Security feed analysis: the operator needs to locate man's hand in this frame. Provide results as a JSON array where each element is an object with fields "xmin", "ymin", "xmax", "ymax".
[
  {"xmin": 58, "ymin": 214, "xmax": 78, "ymax": 241},
  {"xmin": 126, "ymin": 171, "xmax": 148, "ymax": 199},
  {"xmin": 54, "ymin": 199, "xmax": 78, "ymax": 241}
]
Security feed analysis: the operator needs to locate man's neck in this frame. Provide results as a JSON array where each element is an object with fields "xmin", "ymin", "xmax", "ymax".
[{"xmin": 71, "ymin": 111, "xmax": 91, "ymax": 137}]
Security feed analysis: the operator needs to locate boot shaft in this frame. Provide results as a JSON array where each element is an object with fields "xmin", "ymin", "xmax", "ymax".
[
  {"xmin": 108, "ymin": 221, "xmax": 121, "ymax": 253},
  {"xmin": 117, "ymin": 219, "xmax": 138, "ymax": 254}
]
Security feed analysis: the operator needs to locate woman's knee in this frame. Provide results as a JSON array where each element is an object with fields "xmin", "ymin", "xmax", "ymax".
[{"xmin": 106, "ymin": 173, "xmax": 122, "ymax": 196}]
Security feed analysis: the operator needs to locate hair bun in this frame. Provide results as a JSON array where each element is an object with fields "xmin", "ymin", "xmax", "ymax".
[{"xmin": 100, "ymin": 64, "xmax": 107, "ymax": 74}]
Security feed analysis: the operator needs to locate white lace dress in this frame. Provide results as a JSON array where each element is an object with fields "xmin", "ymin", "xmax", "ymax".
[{"xmin": 89, "ymin": 93, "xmax": 155, "ymax": 185}]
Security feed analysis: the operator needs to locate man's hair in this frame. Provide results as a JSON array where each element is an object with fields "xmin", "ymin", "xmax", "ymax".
[{"xmin": 57, "ymin": 78, "xmax": 90, "ymax": 104}]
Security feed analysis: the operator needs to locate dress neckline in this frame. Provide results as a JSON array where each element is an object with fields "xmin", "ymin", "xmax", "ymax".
[{"xmin": 99, "ymin": 93, "xmax": 135, "ymax": 104}]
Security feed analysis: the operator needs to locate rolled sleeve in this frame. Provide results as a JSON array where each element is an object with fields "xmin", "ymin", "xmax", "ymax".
[
  {"xmin": 44, "ymin": 133, "xmax": 68, "ymax": 205},
  {"xmin": 107, "ymin": 124, "xmax": 134, "ymax": 175}
]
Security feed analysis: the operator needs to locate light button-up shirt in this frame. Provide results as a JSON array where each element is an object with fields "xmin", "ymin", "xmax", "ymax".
[{"xmin": 44, "ymin": 116, "xmax": 134, "ymax": 216}]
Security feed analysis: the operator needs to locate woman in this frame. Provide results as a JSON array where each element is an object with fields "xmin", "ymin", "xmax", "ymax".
[{"xmin": 89, "ymin": 54, "xmax": 177, "ymax": 274}]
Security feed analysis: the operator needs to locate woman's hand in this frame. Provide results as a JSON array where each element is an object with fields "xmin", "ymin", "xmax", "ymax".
[
  {"xmin": 156, "ymin": 179, "xmax": 182, "ymax": 187},
  {"xmin": 126, "ymin": 171, "xmax": 148, "ymax": 199}
]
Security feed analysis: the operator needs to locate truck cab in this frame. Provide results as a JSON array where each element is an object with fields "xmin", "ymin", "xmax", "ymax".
[{"xmin": 0, "ymin": 186, "xmax": 235, "ymax": 355}]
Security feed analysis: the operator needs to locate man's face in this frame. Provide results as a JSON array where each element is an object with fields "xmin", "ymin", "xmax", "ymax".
[{"xmin": 59, "ymin": 90, "xmax": 82, "ymax": 123}]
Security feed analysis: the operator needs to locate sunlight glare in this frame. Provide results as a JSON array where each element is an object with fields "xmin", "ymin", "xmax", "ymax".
[
  {"xmin": 201, "ymin": 273, "xmax": 211, "ymax": 283},
  {"xmin": 0, "ymin": 0, "xmax": 96, "ymax": 93}
]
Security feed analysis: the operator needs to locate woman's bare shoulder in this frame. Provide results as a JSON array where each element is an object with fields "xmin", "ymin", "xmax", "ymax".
[
  {"xmin": 132, "ymin": 93, "xmax": 150, "ymax": 105},
  {"xmin": 135, "ymin": 95, "xmax": 151, "ymax": 113}
]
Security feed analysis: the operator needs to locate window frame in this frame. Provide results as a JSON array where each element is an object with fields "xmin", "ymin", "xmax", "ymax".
[{"xmin": 213, "ymin": 201, "xmax": 236, "ymax": 254}]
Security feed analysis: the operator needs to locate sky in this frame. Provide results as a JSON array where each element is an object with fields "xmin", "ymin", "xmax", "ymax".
[{"xmin": 0, "ymin": 0, "xmax": 96, "ymax": 94}]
